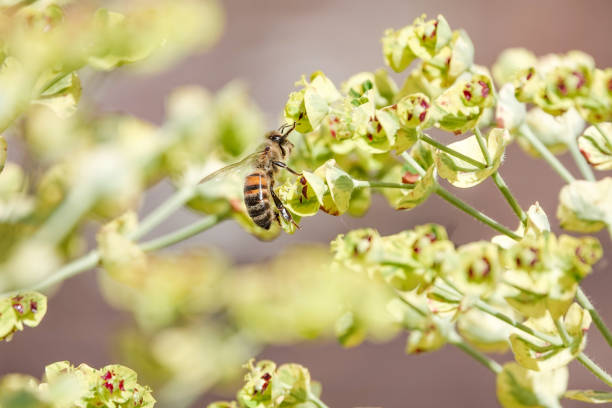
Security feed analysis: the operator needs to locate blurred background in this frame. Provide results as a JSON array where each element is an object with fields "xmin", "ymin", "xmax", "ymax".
[{"xmin": 2, "ymin": 0, "xmax": 612, "ymax": 407}]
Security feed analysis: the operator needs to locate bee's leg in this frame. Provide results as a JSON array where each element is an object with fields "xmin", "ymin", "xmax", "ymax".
[
  {"xmin": 272, "ymin": 161, "xmax": 301, "ymax": 176},
  {"xmin": 270, "ymin": 186, "xmax": 300, "ymax": 229},
  {"xmin": 280, "ymin": 121, "xmax": 296, "ymax": 136}
]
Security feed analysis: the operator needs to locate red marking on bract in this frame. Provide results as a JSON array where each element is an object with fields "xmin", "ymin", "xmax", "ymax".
[
  {"xmin": 298, "ymin": 112, "xmax": 304, "ymax": 120},
  {"xmin": 430, "ymin": 20, "xmax": 438, "ymax": 38},
  {"xmin": 425, "ymin": 232, "xmax": 437, "ymax": 242},
  {"xmin": 261, "ymin": 382, "xmax": 269, "ymax": 393},
  {"xmin": 573, "ymin": 71, "xmax": 586, "ymax": 89},
  {"xmin": 579, "ymin": 148, "xmax": 592, "ymax": 164},
  {"xmin": 30, "ymin": 301, "xmax": 38, "ymax": 313},
  {"xmin": 104, "ymin": 382, "xmax": 114, "ymax": 392},
  {"xmin": 481, "ymin": 257, "xmax": 491, "ymax": 277},
  {"xmin": 526, "ymin": 69, "xmax": 534, "ymax": 80},
  {"xmin": 446, "ymin": 57, "xmax": 451, "ymax": 66},
  {"xmin": 377, "ymin": 123, "xmax": 382, "ymax": 133},
  {"xmin": 300, "ymin": 176, "xmax": 307, "ymax": 185},
  {"xmin": 12, "ymin": 303, "xmax": 23, "ymax": 314},
  {"xmin": 261, "ymin": 373, "xmax": 272, "ymax": 381},
  {"xmin": 608, "ymin": 78, "xmax": 612, "ymax": 92},
  {"xmin": 402, "ymin": 171, "xmax": 420, "ymax": 184},
  {"xmin": 390, "ymin": 104, "xmax": 398, "ymax": 110},
  {"xmin": 467, "ymin": 267, "xmax": 474, "ymax": 279},
  {"xmin": 367, "ymin": 133, "xmax": 373, "ymax": 141},
  {"xmin": 557, "ymin": 79, "xmax": 567, "ymax": 95},
  {"xmin": 478, "ymin": 80, "xmax": 490, "ymax": 98},
  {"xmin": 419, "ymin": 111, "xmax": 427, "ymax": 122},
  {"xmin": 330, "ymin": 129, "xmax": 336, "ymax": 138},
  {"xmin": 529, "ymin": 248, "xmax": 539, "ymax": 267},
  {"xmin": 463, "ymin": 90, "xmax": 472, "ymax": 101},
  {"xmin": 302, "ymin": 185, "xmax": 308, "ymax": 198},
  {"xmin": 407, "ymin": 112, "xmax": 413, "ymax": 121},
  {"xmin": 119, "ymin": 380, "xmax": 125, "ymax": 391},
  {"xmin": 334, "ymin": 116, "xmax": 340, "ymax": 123},
  {"xmin": 102, "ymin": 371, "xmax": 113, "ymax": 380},
  {"xmin": 12, "ymin": 295, "xmax": 23, "ymax": 302},
  {"xmin": 420, "ymin": 99, "xmax": 430, "ymax": 109}
]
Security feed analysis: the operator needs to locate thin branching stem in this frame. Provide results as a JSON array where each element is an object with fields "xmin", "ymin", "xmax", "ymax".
[
  {"xmin": 419, "ymin": 133, "xmax": 488, "ymax": 169},
  {"xmin": 577, "ymin": 353, "xmax": 612, "ymax": 389},
  {"xmin": 518, "ymin": 124, "xmax": 576, "ymax": 183},
  {"xmin": 567, "ymin": 137, "xmax": 596, "ymax": 181},
  {"xmin": 576, "ymin": 288, "xmax": 612, "ymax": 349},
  {"xmin": 448, "ymin": 331, "xmax": 503, "ymax": 374}
]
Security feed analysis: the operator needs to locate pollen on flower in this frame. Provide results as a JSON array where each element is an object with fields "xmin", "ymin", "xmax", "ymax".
[{"xmin": 12, "ymin": 303, "xmax": 24, "ymax": 314}]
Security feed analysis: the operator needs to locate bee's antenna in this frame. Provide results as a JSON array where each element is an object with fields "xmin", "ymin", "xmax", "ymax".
[{"xmin": 281, "ymin": 121, "xmax": 296, "ymax": 138}]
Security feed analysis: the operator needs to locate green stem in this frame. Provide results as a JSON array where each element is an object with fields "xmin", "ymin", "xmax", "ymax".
[
  {"xmin": 577, "ymin": 353, "xmax": 612, "ymax": 389},
  {"xmin": 1, "ymin": 214, "xmax": 225, "ymax": 297},
  {"xmin": 353, "ymin": 179, "xmax": 415, "ymax": 190},
  {"xmin": 309, "ymin": 393, "xmax": 330, "ymax": 408},
  {"xmin": 474, "ymin": 300, "xmax": 562, "ymax": 346},
  {"xmin": 448, "ymin": 331, "xmax": 502, "ymax": 374},
  {"xmin": 129, "ymin": 186, "xmax": 196, "ymax": 241},
  {"xmin": 491, "ymin": 172, "xmax": 528, "ymax": 226},
  {"xmin": 567, "ymin": 137, "xmax": 596, "ymax": 181},
  {"xmin": 419, "ymin": 133, "xmax": 487, "ymax": 169},
  {"xmin": 473, "ymin": 127, "xmax": 492, "ymax": 166},
  {"xmin": 519, "ymin": 124, "xmax": 576, "ymax": 184},
  {"xmin": 434, "ymin": 186, "xmax": 521, "ymax": 240},
  {"xmin": 400, "ymin": 152, "xmax": 427, "ymax": 176},
  {"xmin": 554, "ymin": 317, "xmax": 572, "ymax": 346},
  {"xmin": 576, "ymin": 288, "xmax": 612, "ymax": 349},
  {"xmin": 139, "ymin": 214, "xmax": 227, "ymax": 252},
  {"xmin": 27, "ymin": 250, "xmax": 101, "ymax": 293}
]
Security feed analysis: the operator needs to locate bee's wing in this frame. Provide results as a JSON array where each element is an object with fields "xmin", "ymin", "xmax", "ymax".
[{"xmin": 197, "ymin": 151, "xmax": 262, "ymax": 187}]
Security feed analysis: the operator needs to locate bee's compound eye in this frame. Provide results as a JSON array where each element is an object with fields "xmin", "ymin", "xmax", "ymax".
[{"xmin": 269, "ymin": 135, "xmax": 281, "ymax": 142}]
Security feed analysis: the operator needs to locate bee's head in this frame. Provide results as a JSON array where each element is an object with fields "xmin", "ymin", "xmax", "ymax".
[{"xmin": 267, "ymin": 122, "xmax": 296, "ymax": 158}]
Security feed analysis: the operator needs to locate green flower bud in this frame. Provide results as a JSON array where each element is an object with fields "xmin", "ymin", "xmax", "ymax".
[
  {"xmin": 284, "ymin": 72, "xmax": 342, "ymax": 133},
  {"xmin": 383, "ymin": 14, "xmax": 451, "ymax": 72},
  {"xmin": 331, "ymin": 228, "xmax": 381, "ymax": 267},
  {"xmin": 460, "ymin": 75, "xmax": 495, "ymax": 108},
  {"xmin": 396, "ymin": 93, "xmax": 431, "ymax": 128},
  {"xmin": 445, "ymin": 241, "xmax": 501, "ymax": 297},
  {"xmin": 353, "ymin": 107, "xmax": 400, "ymax": 153},
  {"xmin": 578, "ymin": 123, "xmax": 612, "ymax": 170},
  {"xmin": 492, "ymin": 48, "xmax": 537, "ymax": 85},
  {"xmin": 431, "ymin": 75, "xmax": 494, "ymax": 133},
  {"xmin": 0, "ymin": 292, "xmax": 47, "ymax": 342},
  {"xmin": 496, "ymin": 363, "xmax": 568, "ymax": 408},
  {"xmin": 576, "ymin": 68, "xmax": 612, "ymax": 123},
  {"xmin": 557, "ymin": 177, "xmax": 612, "ymax": 233},
  {"xmin": 406, "ymin": 317, "xmax": 447, "ymax": 354},
  {"xmin": 96, "ymin": 212, "xmax": 147, "ymax": 287}
]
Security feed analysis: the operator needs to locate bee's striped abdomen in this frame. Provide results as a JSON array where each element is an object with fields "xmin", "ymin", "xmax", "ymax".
[{"xmin": 244, "ymin": 171, "xmax": 272, "ymax": 230}]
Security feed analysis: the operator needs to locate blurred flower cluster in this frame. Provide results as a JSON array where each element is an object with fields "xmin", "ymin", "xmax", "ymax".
[{"xmin": 97, "ymin": 245, "xmax": 396, "ymax": 407}]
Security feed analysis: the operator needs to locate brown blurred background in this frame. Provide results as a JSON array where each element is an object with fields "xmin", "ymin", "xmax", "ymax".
[{"xmin": 2, "ymin": 0, "xmax": 612, "ymax": 406}]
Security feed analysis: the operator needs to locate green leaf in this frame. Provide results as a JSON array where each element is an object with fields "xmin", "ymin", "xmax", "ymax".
[
  {"xmin": 578, "ymin": 123, "xmax": 612, "ymax": 170},
  {"xmin": 497, "ymin": 363, "xmax": 568, "ymax": 408},
  {"xmin": 324, "ymin": 160, "xmax": 354, "ymax": 214},
  {"xmin": 557, "ymin": 177, "xmax": 612, "ymax": 233},
  {"xmin": 565, "ymin": 390, "xmax": 612, "ymax": 403},
  {"xmin": 448, "ymin": 29, "xmax": 474, "ymax": 78},
  {"xmin": 32, "ymin": 72, "xmax": 81, "ymax": 118},
  {"xmin": 304, "ymin": 89, "xmax": 329, "ymax": 131},
  {"xmin": 436, "ymin": 128, "xmax": 509, "ymax": 188}
]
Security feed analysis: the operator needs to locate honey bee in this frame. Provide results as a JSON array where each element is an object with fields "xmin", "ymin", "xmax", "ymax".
[{"xmin": 198, "ymin": 122, "xmax": 301, "ymax": 230}]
